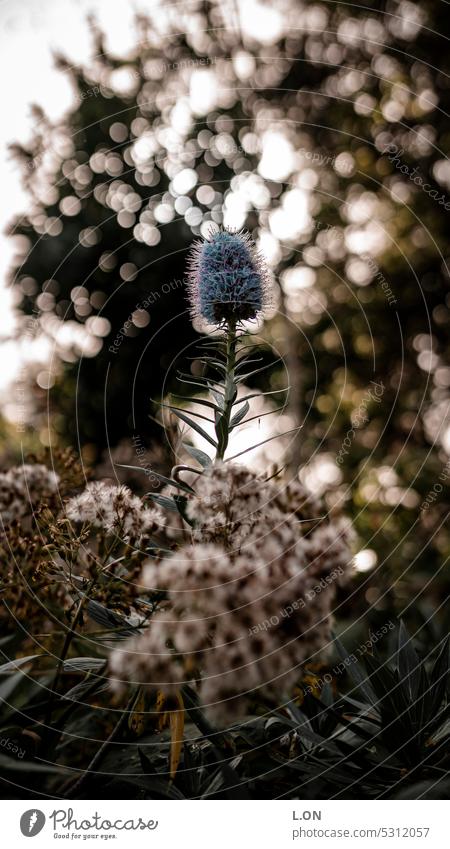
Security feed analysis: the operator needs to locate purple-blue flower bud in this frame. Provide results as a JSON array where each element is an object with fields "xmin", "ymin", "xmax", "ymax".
[{"xmin": 187, "ymin": 229, "xmax": 270, "ymax": 326}]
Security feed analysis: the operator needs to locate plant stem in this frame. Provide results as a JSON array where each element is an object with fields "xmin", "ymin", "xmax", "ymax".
[
  {"xmin": 43, "ymin": 595, "xmax": 87, "ymax": 732},
  {"xmin": 43, "ymin": 554, "xmax": 109, "ymax": 733},
  {"xmin": 216, "ymin": 319, "xmax": 237, "ymax": 460}
]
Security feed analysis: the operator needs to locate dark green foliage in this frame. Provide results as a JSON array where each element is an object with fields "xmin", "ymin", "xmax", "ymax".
[{"xmin": 0, "ymin": 623, "xmax": 448, "ymax": 799}]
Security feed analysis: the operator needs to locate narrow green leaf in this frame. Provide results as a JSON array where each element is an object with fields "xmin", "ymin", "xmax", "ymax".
[
  {"xmin": 0, "ymin": 655, "xmax": 45, "ymax": 673},
  {"xmin": 0, "ymin": 754, "xmax": 67, "ymax": 775},
  {"xmin": 171, "ymin": 409, "xmax": 218, "ymax": 448},
  {"xmin": 159, "ymin": 401, "xmax": 213, "ymax": 424},
  {"xmin": 334, "ymin": 636, "xmax": 378, "ymax": 707},
  {"xmin": 138, "ymin": 746, "xmax": 153, "ymax": 775},
  {"xmin": 0, "ymin": 670, "xmax": 30, "ymax": 705},
  {"xmin": 85, "ymin": 599, "xmax": 136, "ymax": 634},
  {"xmin": 235, "ymin": 356, "xmax": 263, "ymax": 371},
  {"xmin": 240, "ymin": 405, "xmax": 285, "ymax": 425},
  {"xmin": 171, "ymin": 394, "xmax": 220, "ymax": 412},
  {"xmin": 224, "ymin": 380, "xmax": 237, "ymax": 404},
  {"xmin": 238, "ymin": 387, "xmax": 289, "ymax": 403},
  {"xmin": 175, "ymin": 374, "xmax": 218, "ymax": 389},
  {"xmin": 206, "ymin": 360, "xmax": 227, "ymax": 374},
  {"xmin": 145, "ymin": 538, "xmax": 173, "ymax": 554},
  {"xmin": 235, "ymin": 357, "xmax": 282, "ymax": 383},
  {"xmin": 182, "ymin": 443, "xmax": 212, "ymax": 468},
  {"xmin": 364, "ymin": 653, "xmax": 411, "ymax": 722},
  {"xmin": 200, "ymin": 769, "xmax": 225, "ymax": 798},
  {"xmin": 147, "ymin": 493, "xmax": 179, "ymax": 512},
  {"xmin": 214, "ymin": 414, "xmax": 228, "ymax": 456},
  {"xmin": 225, "ymin": 426, "xmax": 302, "ymax": 461},
  {"xmin": 62, "ymin": 657, "xmax": 108, "ymax": 673},
  {"xmin": 210, "ymin": 389, "xmax": 225, "ymax": 407},
  {"xmin": 63, "ymin": 672, "xmax": 108, "ymax": 703},
  {"xmin": 230, "ymin": 401, "xmax": 250, "ymax": 428},
  {"xmin": 320, "ymin": 681, "xmax": 334, "ymax": 708},
  {"xmin": 397, "ymin": 620, "xmax": 421, "ymax": 701},
  {"xmin": 428, "ymin": 636, "xmax": 449, "ymax": 717},
  {"xmin": 117, "ymin": 464, "xmax": 194, "ymax": 494}
]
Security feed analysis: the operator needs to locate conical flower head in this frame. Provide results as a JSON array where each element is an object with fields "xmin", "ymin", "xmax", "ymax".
[{"xmin": 187, "ymin": 229, "xmax": 270, "ymax": 326}]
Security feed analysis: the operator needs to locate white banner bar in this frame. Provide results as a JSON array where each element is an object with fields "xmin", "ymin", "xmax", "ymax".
[{"xmin": 0, "ymin": 799, "xmax": 446, "ymax": 849}]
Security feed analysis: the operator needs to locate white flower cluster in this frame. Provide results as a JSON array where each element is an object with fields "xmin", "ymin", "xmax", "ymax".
[
  {"xmin": 0, "ymin": 464, "xmax": 60, "ymax": 524},
  {"xmin": 110, "ymin": 463, "xmax": 354, "ymax": 720},
  {"xmin": 65, "ymin": 481, "xmax": 164, "ymax": 543},
  {"xmin": 186, "ymin": 462, "xmax": 274, "ymax": 549}
]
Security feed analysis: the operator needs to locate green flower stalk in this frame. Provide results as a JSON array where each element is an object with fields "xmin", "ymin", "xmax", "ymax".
[
  {"xmin": 108, "ymin": 231, "xmax": 355, "ymax": 734},
  {"xmin": 216, "ymin": 318, "xmax": 237, "ymax": 459},
  {"xmin": 182, "ymin": 228, "xmax": 274, "ymax": 461}
]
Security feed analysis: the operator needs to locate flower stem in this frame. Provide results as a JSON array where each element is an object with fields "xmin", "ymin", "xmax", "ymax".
[
  {"xmin": 43, "ymin": 549, "xmax": 111, "ymax": 735},
  {"xmin": 43, "ymin": 595, "xmax": 87, "ymax": 734},
  {"xmin": 216, "ymin": 319, "xmax": 237, "ymax": 460}
]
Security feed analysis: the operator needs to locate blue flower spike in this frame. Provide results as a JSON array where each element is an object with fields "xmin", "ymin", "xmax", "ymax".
[{"xmin": 187, "ymin": 228, "xmax": 271, "ymax": 327}]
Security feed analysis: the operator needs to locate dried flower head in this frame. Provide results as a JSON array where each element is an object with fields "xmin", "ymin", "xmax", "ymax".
[
  {"xmin": 10, "ymin": 464, "xmax": 60, "ymax": 503},
  {"xmin": 65, "ymin": 481, "xmax": 164, "ymax": 543},
  {"xmin": 0, "ymin": 463, "xmax": 60, "ymax": 525},
  {"xmin": 186, "ymin": 461, "xmax": 277, "ymax": 549},
  {"xmin": 187, "ymin": 228, "xmax": 271, "ymax": 326},
  {"xmin": 110, "ymin": 540, "xmax": 328, "ymax": 719},
  {"xmin": 0, "ymin": 473, "xmax": 27, "ymax": 524},
  {"xmin": 109, "ymin": 466, "xmax": 354, "ymax": 721}
]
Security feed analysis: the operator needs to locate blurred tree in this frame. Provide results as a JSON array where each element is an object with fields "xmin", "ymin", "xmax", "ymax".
[{"xmin": 8, "ymin": 2, "xmax": 450, "ymax": 597}]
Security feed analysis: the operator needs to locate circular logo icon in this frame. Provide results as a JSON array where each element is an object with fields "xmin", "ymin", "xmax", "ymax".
[{"xmin": 20, "ymin": 810, "xmax": 46, "ymax": 837}]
